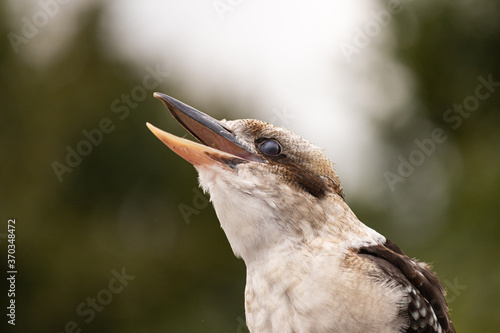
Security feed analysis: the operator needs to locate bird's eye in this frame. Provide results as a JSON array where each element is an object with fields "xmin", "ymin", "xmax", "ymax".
[{"xmin": 259, "ymin": 139, "xmax": 282, "ymax": 156}]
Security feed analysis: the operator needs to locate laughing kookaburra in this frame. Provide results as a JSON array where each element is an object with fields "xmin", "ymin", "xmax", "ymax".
[{"xmin": 146, "ymin": 93, "xmax": 455, "ymax": 333}]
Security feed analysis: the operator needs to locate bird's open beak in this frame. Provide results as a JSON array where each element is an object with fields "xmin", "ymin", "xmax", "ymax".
[{"xmin": 147, "ymin": 93, "xmax": 263, "ymax": 168}]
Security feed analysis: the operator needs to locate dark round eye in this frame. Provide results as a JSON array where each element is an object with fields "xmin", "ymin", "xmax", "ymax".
[{"xmin": 259, "ymin": 139, "xmax": 282, "ymax": 156}]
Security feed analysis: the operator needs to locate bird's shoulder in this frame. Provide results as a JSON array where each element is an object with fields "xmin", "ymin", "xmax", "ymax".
[{"xmin": 350, "ymin": 239, "xmax": 455, "ymax": 333}]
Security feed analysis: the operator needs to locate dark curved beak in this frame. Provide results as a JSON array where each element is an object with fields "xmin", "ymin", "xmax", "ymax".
[{"xmin": 147, "ymin": 93, "xmax": 263, "ymax": 167}]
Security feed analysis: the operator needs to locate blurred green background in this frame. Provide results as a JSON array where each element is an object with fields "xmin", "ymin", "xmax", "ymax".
[{"xmin": 1, "ymin": 0, "xmax": 499, "ymax": 332}]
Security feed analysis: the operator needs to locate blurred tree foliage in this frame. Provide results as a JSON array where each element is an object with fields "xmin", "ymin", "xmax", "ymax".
[
  {"xmin": 1, "ymin": 4, "xmax": 246, "ymax": 333},
  {"xmin": 0, "ymin": 1, "xmax": 498, "ymax": 332},
  {"xmin": 370, "ymin": 0, "xmax": 500, "ymax": 332}
]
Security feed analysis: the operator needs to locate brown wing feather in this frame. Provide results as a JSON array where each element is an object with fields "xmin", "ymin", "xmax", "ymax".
[{"xmin": 358, "ymin": 239, "xmax": 455, "ymax": 333}]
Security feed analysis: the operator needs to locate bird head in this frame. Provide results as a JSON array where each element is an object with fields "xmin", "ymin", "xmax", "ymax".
[{"xmin": 147, "ymin": 93, "xmax": 355, "ymax": 262}]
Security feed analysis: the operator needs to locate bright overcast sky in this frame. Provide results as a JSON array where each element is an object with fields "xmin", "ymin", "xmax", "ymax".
[{"xmin": 10, "ymin": 0, "xmax": 413, "ymax": 197}]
